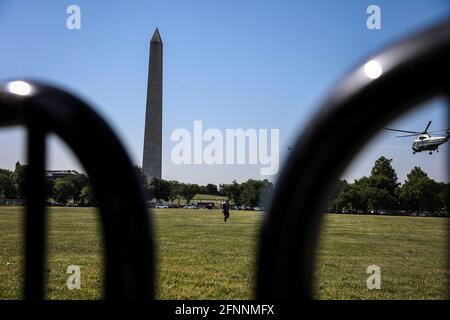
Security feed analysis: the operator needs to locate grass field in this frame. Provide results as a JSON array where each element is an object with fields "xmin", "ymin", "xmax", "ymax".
[{"xmin": 0, "ymin": 207, "xmax": 448, "ymax": 299}]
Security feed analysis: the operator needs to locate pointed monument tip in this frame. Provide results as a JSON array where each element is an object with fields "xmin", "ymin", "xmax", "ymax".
[{"xmin": 151, "ymin": 28, "xmax": 162, "ymax": 43}]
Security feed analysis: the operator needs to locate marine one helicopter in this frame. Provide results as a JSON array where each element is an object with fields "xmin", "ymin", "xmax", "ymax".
[{"xmin": 385, "ymin": 121, "xmax": 449, "ymax": 154}]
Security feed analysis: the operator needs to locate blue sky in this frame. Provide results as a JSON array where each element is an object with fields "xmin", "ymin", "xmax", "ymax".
[{"xmin": 0, "ymin": 0, "xmax": 449, "ymax": 184}]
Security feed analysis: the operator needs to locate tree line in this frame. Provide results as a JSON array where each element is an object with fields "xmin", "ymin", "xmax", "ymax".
[
  {"xmin": 329, "ymin": 156, "xmax": 450, "ymax": 216},
  {"xmin": 0, "ymin": 162, "xmax": 96, "ymax": 206},
  {"xmin": 0, "ymin": 162, "xmax": 274, "ymax": 208},
  {"xmin": 136, "ymin": 167, "xmax": 274, "ymax": 207},
  {"xmin": 3, "ymin": 157, "xmax": 443, "ymax": 214}
]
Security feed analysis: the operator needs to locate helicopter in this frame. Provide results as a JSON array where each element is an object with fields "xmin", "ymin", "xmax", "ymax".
[{"xmin": 385, "ymin": 121, "xmax": 449, "ymax": 154}]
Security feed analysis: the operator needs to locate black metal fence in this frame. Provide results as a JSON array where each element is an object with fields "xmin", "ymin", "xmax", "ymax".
[{"xmin": 0, "ymin": 83, "xmax": 154, "ymax": 300}]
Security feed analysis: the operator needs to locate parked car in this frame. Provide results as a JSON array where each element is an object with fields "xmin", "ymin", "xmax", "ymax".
[
  {"xmin": 184, "ymin": 204, "xmax": 198, "ymax": 209},
  {"xmin": 67, "ymin": 203, "xmax": 79, "ymax": 207},
  {"xmin": 155, "ymin": 204, "xmax": 169, "ymax": 209}
]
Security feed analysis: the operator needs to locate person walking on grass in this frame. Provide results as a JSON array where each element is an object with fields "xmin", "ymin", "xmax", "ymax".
[{"xmin": 223, "ymin": 200, "xmax": 230, "ymax": 222}]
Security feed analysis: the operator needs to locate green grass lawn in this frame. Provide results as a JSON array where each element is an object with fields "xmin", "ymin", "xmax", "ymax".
[
  {"xmin": 0, "ymin": 207, "xmax": 447, "ymax": 299},
  {"xmin": 316, "ymin": 214, "xmax": 448, "ymax": 299}
]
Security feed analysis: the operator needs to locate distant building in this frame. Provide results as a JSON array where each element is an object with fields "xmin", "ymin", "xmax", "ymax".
[
  {"xmin": 45, "ymin": 170, "xmax": 79, "ymax": 180},
  {"xmin": 193, "ymin": 201, "xmax": 215, "ymax": 209},
  {"xmin": 15, "ymin": 162, "xmax": 80, "ymax": 180}
]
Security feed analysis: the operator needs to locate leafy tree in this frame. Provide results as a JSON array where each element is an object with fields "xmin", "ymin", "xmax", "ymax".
[
  {"xmin": 438, "ymin": 182, "xmax": 450, "ymax": 213},
  {"xmin": 219, "ymin": 181, "xmax": 242, "ymax": 204},
  {"xmin": 329, "ymin": 179, "xmax": 348, "ymax": 212},
  {"xmin": 205, "ymin": 184, "xmax": 219, "ymax": 195},
  {"xmin": 334, "ymin": 157, "xmax": 400, "ymax": 212},
  {"xmin": 197, "ymin": 185, "xmax": 208, "ymax": 195},
  {"xmin": 370, "ymin": 157, "xmax": 399, "ymax": 194},
  {"xmin": 230, "ymin": 180, "xmax": 242, "ymax": 204},
  {"xmin": 64, "ymin": 174, "xmax": 89, "ymax": 203},
  {"xmin": 134, "ymin": 166, "xmax": 150, "ymax": 198},
  {"xmin": 240, "ymin": 179, "xmax": 273, "ymax": 207},
  {"xmin": 80, "ymin": 184, "xmax": 97, "ymax": 206},
  {"xmin": 369, "ymin": 156, "xmax": 400, "ymax": 210},
  {"xmin": 168, "ymin": 180, "xmax": 181, "ymax": 202},
  {"xmin": 335, "ymin": 181, "xmax": 363, "ymax": 212},
  {"xmin": 180, "ymin": 183, "xmax": 200, "ymax": 204},
  {"xmin": 400, "ymin": 167, "xmax": 441, "ymax": 214},
  {"xmin": 260, "ymin": 180, "xmax": 274, "ymax": 208},
  {"xmin": 45, "ymin": 178, "xmax": 55, "ymax": 201},
  {"xmin": 53, "ymin": 178, "xmax": 76, "ymax": 204},
  {"xmin": 13, "ymin": 162, "xmax": 27, "ymax": 200},
  {"xmin": 219, "ymin": 183, "xmax": 233, "ymax": 200},
  {"xmin": 335, "ymin": 174, "xmax": 398, "ymax": 213},
  {"xmin": 348, "ymin": 177, "xmax": 372, "ymax": 212},
  {"xmin": 149, "ymin": 177, "xmax": 171, "ymax": 201},
  {"xmin": 0, "ymin": 171, "xmax": 17, "ymax": 199}
]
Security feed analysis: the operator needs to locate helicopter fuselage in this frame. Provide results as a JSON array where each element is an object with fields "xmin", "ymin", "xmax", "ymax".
[
  {"xmin": 386, "ymin": 121, "xmax": 449, "ymax": 154},
  {"xmin": 412, "ymin": 134, "xmax": 448, "ymax": 152}
]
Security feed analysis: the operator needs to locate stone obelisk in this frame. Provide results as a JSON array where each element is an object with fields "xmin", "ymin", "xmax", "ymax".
[{"xmin": 142, "ymin": 28, "xmax": 163, "ymax": 181}]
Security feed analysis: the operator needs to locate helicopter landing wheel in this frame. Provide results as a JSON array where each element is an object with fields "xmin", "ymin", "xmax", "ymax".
[
  {"xmin": 413, "ymin": 151, "xmax": 416, "ymax": 154},
  {"xmin": 429, "ymin": 151, "xmax": 432, "ymax": 155}
]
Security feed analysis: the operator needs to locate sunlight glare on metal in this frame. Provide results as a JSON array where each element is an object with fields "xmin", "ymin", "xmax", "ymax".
[
  {"xmin": 363, "ymin": 60, "xmax": 383, "ymax": 79},
  {"xmin": 7, "ymin": 80, "xmax": 33, "ymax": 96}
]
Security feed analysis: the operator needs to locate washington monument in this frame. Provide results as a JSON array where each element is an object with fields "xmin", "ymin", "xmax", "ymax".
[{"xmin": 143, "ymin": 28, "xmax": 162, "ymax": 180}]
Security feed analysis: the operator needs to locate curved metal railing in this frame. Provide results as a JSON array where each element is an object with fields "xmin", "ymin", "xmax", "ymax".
[
  {"xmin": 0, "ymin": 82, "xmax": 154, "ymax": 300},
  {"xmin": 256, "ymin": 18, "xmax": 450, "ymax": 299}
]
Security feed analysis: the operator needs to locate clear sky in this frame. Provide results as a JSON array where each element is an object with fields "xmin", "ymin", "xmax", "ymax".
[{"xmin": 1, "ymin": 0, "xmax": 449, "ymax": 185}]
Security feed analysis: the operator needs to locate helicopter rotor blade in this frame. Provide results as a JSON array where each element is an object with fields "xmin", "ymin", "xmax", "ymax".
[
  {"xmin": 396, "ymin": 133, "xmax": 419, "ymax": 138},
  {"xmin": 428, "ymin": 129, "xmax": 447, "ymax": 134},
  {"xmin": 385, "ymin": 128, "xmax": 421, "ymax": 134},
  {"xmin": 423, "ymin": 121, "xmax": 432, "ymax": 133},
  {"xmin": 425, "ymin": 126, "xmax": 450, "ymax": 134}
]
